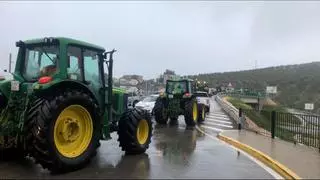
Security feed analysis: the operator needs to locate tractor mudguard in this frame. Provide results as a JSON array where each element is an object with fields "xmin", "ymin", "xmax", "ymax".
[{"xmin": 32, "ymin": 79, "xmax": 97, "ymax": 98}]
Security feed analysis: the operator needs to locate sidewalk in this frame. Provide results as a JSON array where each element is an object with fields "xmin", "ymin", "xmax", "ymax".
[{"xmin": 219, "ymin": 130, "xmax": 320, "ymax": 179}]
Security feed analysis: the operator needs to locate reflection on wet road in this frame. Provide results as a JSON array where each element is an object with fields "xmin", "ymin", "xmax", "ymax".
[{"xmin": 0, "ymin": 119, "xmax": 277, "ymax": 179}]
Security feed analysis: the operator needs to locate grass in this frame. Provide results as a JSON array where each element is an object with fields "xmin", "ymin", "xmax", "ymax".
[{"xmin": 225, "ymin": 97, "xmax": 253, "ymax": 110}]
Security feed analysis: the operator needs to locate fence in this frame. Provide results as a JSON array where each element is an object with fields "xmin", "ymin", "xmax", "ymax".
[{"xmin": 241, "ymin": 108, "xmax": 320, "ymax": 151}]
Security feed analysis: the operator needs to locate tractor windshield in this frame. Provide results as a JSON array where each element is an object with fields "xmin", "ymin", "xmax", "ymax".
[
  {"xmin": 166, "ymin": 81, "xmax": 188, "ymax": 94},
  {"xmin": 23, "ymin": 45, "xmax": 59, "ymax": 81}
]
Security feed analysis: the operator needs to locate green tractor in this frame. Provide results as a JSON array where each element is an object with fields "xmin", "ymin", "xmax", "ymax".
[
  {"xmin": 0, "ymin": 37, "xmax": 153, "ymax": 173},
  {"xmin": 153, "ymin": 79, "xmax": 205, "ymax": 126}
]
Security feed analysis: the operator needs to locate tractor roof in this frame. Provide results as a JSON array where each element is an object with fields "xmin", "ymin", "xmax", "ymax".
[{"xmin": 22, "ymin": 37, "xmax": 105, "ymax": 51}]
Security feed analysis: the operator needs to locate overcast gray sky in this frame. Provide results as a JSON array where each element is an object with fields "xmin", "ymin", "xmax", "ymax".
[{"xmin": 1, "ymin": 1, "xmax": 320, "ymax": 79}]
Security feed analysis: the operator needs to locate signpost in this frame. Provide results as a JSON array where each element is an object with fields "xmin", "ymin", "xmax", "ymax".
[
  {"xmin": 266, "ymin": 86, "xmax": 277, "ymax": 94},
  {"xmin": 305, "ymin": 103, "xmax": 314, "ymax": 111},
  {"xmin": 266, "ymin": 86, "xmax": 277, "ymax": 100}
]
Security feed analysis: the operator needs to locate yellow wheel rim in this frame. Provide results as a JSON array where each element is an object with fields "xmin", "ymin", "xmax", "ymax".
[
  {"xmin": 202, "ymin": 106, "xmax": 205, "ymax": 119},
  {"xmin": 192, "ymin": 102, "xmax": 198, "ymax": 122},
  {"xmin": 53, "ymin": 105, "xmax": 93, "ymax": 158},
  {"xmin": 137, "ymin": 119, "xmax": 149, "ymax": 145}
]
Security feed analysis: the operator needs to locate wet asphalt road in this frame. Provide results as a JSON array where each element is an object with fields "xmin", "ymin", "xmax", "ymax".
[{"xmin": 0, "ymin": 98, "xmax": 277, "ymax": 179}]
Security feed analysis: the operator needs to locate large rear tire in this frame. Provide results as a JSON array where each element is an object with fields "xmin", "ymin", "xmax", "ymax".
[
  {"xmin": 117, "ymin": 108, "xmax": 152, "ymax": 154},
  {"xmin": 154, "ymin": 98, "xmax": 168, "ymax": 125},
  {"xmin": 184, "ymin": 98, "xmax": 198, "ymax": 127},
  {"xmin": 25, "ymin": 89, "xmax": 100, "ymax": 173}
]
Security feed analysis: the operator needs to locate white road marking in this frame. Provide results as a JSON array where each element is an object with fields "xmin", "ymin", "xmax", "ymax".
[
  {"xmin": 210, "ymin": 112, "xmax": 228, "ymax": 116},
  {"xmin": 208, "ymin": 112, "xmax": 229, "ymax": 116},
  {"xmin": 201, "ymin": 125, "xmax": 224, "ymax": 132},
  {"xmin": 204, "ymin": 121, "xmax": 234, "ymax": 128},
  {"xmin": 207, "ymin": 115, "xmax": 231, "ymax": 120},
  {"xmin": 205, "ymin": 118, "xmax": 233, "ymax": 124}
]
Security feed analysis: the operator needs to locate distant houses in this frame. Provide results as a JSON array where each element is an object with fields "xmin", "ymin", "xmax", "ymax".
[{"xmin": 115, "ymin": 69, "xmax": 181, "ymax": 96}]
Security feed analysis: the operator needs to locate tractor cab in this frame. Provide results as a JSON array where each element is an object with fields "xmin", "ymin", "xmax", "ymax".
[{"xmin": 165, "ymin": 79, "xmax": 194, "ymax": 98}]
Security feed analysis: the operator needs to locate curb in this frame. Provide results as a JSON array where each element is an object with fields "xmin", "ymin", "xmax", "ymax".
[{"xmin": 217, "ymin": 134, "xmax": 301, "ymax": 180}]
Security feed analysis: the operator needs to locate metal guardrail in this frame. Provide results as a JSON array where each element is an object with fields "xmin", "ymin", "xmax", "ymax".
[{"xmin": 215, "ymin": 94, "xmax": 239, "ymax": 124}]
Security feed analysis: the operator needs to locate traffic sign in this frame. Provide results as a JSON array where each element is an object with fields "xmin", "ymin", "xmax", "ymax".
[
  {"xmin": 305, "ymin": 103, "xmax": 314, "ymax": 110},
  {"xmin": 266, "ymin": 86, "xmax": 277, "ymax": 94}
]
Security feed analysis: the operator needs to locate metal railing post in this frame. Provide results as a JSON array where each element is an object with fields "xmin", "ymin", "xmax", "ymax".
[
  {"xmin": 271, "ymin": 111, "xmax": 276, "ymax": 139},
  {"xmin": 318, "ymin": 118, "xmax": 320, "ymax": 152},
  {"xmin": 238, "ymin": 108, "xmax": 242, "ymax": 130}
]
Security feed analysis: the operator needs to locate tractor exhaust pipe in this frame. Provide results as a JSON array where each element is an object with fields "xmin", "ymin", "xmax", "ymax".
[{"xmin": 104, "ymin": 49, "xmax": 116, "ymax": 124}]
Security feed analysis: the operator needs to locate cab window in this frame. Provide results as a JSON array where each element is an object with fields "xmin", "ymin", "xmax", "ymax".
[
  {"xmin": 23, "ymin": 45, "xmax": 59, "ymax": 81},
  {"xmin": 67, "ymin": 46, "xmax": 82, "ymax": 81},
  {"xmin": 83, "ymin": 49, "xmax": 101, "ymax": 86}
]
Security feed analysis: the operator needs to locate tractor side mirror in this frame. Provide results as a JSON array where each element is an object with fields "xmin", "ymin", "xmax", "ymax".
[
  {"xmin": 103, "ymin": 49, "xmax": 117, "ymax": 61},
  {"xmin": 102, "ymin": 52, "xmax": 108, "ymax": 60}
]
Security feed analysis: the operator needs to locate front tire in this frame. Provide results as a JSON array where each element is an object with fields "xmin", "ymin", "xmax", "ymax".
[
  {"xmin": 206, "ymin": 105, "xmax": 210, "ymax": 113},
  {"xmin": 184, "ymin": 97, "xmax": 198, "ymax": 127},
  {"xmin": 133, "ymin": 100, "xmax": 139, "ymax": 108},
  {"xmin": 154, "ymin": 98, "xmax": 168, "ymax": 125},
  {"xmin": 25, "ymin": 89, "xmax": 100, "ymax": 173},
  {"xmin": 198, "ymin": 104, "xmax": 206, "ymax": 123},
  {"xmin": 118, "ymin": 108, "xmax": 153, "ymax": 154}
]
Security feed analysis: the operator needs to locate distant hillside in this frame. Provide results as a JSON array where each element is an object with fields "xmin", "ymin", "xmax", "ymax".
[{"xmin": 187, "ymin": 62, "xmax": 320, "ymax": 112}]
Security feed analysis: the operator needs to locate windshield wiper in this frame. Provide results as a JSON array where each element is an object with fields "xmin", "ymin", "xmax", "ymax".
[{"xmin": 41, "ymin": 47, "xmax": 54, "ymax": 63}]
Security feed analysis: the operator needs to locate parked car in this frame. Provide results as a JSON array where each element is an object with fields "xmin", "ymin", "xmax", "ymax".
[
  {"xmin": 194, "ymin": 91, "xmax": 211, "ymax": 113},
  {"xmin": 135, "ymin": 94, "xmax": 159, "ymax": 115}
]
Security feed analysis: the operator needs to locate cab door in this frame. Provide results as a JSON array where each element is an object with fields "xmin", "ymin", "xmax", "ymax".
[{"xmin": 82, "ymin": 48, "xmax": 104, "ymax": 108}]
